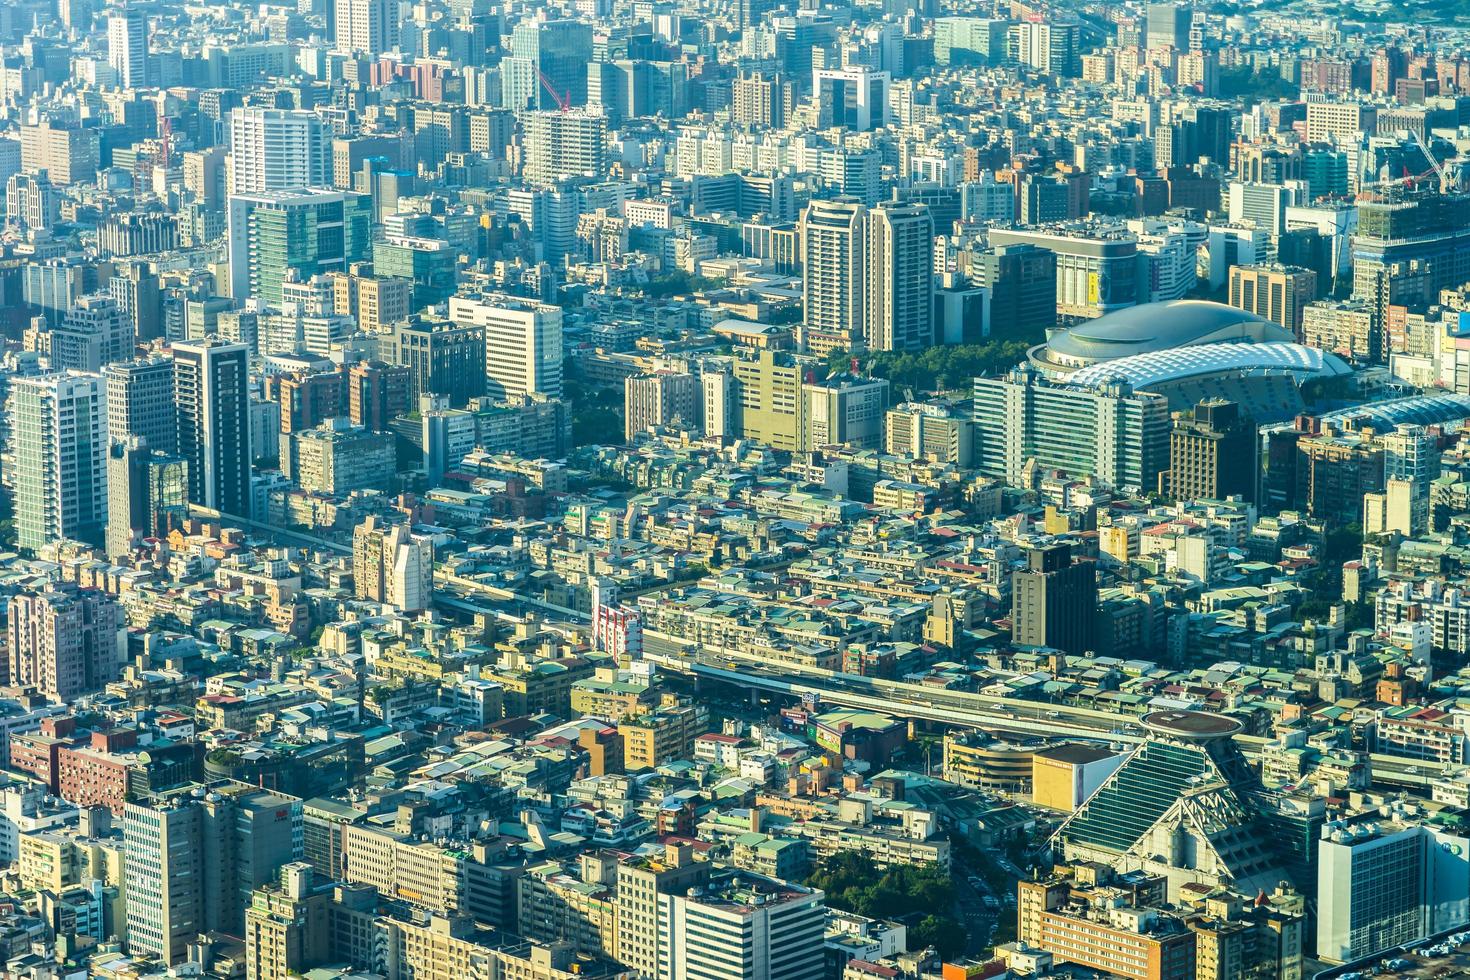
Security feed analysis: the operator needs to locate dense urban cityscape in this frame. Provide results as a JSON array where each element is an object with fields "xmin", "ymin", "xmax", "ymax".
[{"xmin": 2, "ymin": 0, "xmax": 1470, "ymax": 978}]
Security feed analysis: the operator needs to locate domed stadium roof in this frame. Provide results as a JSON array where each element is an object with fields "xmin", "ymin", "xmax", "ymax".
[{"xmin": 1030, "ymin": 301, "xmax": 1295, "ymax": 375}]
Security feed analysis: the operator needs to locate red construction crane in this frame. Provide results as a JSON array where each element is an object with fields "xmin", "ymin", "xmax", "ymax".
[{"xmin": 535, "ymin": 66, "xmax": 571, "ymax": 112}]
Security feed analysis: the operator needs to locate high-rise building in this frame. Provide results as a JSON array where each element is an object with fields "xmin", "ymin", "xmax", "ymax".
[
  {"xmin": 658, "ymin": 869, "xmax": 826, "ymax": 980},
  {"xmin": 1011, "ymin": 542, "xmax": 1096, "ymax": 654},
  {"xmin": 987, "ymin": 226, "xmax": 1138, "ymax": 322},
  {"xmin": 124, "ymin": 786, "xmax": 303, "ymax": 966},
  {"xmin": 972, "ymin": 367, "xmax": 1172, "ymax": 491},
  {"xmin": 1008, "ymin": 20, "xmax": 1080, "ymax": 76},
  {"xmin": 448, "ymin": 294, "xmax": 563, "ymax": 402},
  {"xmin": 105, "ymin": 437, "xmax": 188, "ymax": 558},
  {"xmin": 625, "ymin": 372, "xmax": 700, "ymax": 441},
  {"xmin": 333, "ymin": 0, "xmax": 397, "ymax": 56},
  {"xmin": 521, "ymin": 109, "xmax": 607, "ymax": 186},
  {"xmin": 346, "ymin": 360, "xmax": 410, "ymax": 432},
  {"xmin": 1161, "ymin": 399, "xmax": 1259, "ymax": 503},
  {"xmin": 802, "ymin": 373, "xmax": 890, "ymax": 451},
  {"xmin": 813, "ymin": 67, "xmax": 891, "ymax": 131},
  {"xmin": 11, "ymin": 371, "xmax": 107, "ymax": 551},
  {"xmin": 105, "ymin": 356, "xmax": 176, "ymax": 454},
  {"xmin": 227, "ymin": 189, "xmax": 373, "ymax": 305},
  {"xmin": 107, "ymin": 5, "xmax": 148, "ymax": 89},
  {"xmin": 1317, "ymin": 818, "xmax": 1470, "ymax": 965},
  {"xmin": 1228, "ymin": 264, "xmax": 1318, "ymax": 336},
  {"xmin": 173, "ymin": 339, "xmax": 253, "ymax": 518},
  {"xmin": 19, "ymin": 121, "xmax": 98, "ymax": 185},
  {"xmin": 1146, "ymin": 1, "xmax": 1190, "ymax": 50},
  {"xmin": 388, "ymin": 316, "xmax": 485, "ymax": 406},
  {"xmin": 970, "ymin": 243, "xmax": 1057, "ymax": 341},
  {"xmin": 110, "ymin": 261, "xmax": 164, "ymax": 342},
  {"xmin": 352, "ymin": 516, "xmax": 433, "ymax": 612},
  {"xmin": 285, "ymin": 419, "xmax": 395, "ymax": 496},
  {"xmin": 371, "ymin": 236, "xmax": 456, "ymax": 310},
  {"xmin": 865, "ymin": 201, "xmax": 934, "ymax": 352},
  {"xmin": 885, "ymin": 402, "xmax": 975, "ymax": 465},
  {"xmin": 502, "ymin": 18, "xmax": 594, "ymax": 111},
  {"xmin": 5, "ymin": 171, "xmax": 59, "ymax": 233},
  {"xmin": 227, "ymin": 108, "xmax": 330, "ymax": 196},
  {"xmin": 49, "ymin": 295, "xmax": 134, "ymax": 372},
  {"xmin": 801, "ymin": 198, "xmax": 867, "ymax": 355},
  {"xmin": 615, "ymin": 844, "xmax": 709, "ymax": 978},
  {"xmin": 7, "ymin": 585, "xmax": 123, "ymax": 702}
]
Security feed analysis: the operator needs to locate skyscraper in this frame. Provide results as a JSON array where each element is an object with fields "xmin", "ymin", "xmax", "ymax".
[
  {"xmin": 388, "ymin": 316, "xmax": 486, "ymax": 406},
  {"xmin": 174, "ymin": 339, "xmax": 252, "ymax": 518},
  {"xmin": 971, "ymin": 243, "xmax": 1058, "ymax": 342},
  {"xmin": 346, "ymin": 360, "xmax": 410, "ymax": 432},
  {"xmin": 106, "ymin": 437, "xmax": 188, "ymax": 558},
  {"xmin": 227, "ymin": 108, "xmax": 330, "ymax": 196},
  {"xmin": 502, "ymin": 18, "xmax": 594, "ymax": 111},
  {"xmin": 226, "ymin": 189, "xmax": 373, "ymax": 304},
  {"xmin": 865, "ymin": 200, "xmax": 934, "ymax": 352},
  {"xmin": 107, "ymin": 5, "xmax": 148, "ymax": 89},
  {"xmin": 333, "ymin": 0, "xmax": 397, "ymax": 56},
  {"xmin": 1011, "ymin": 542, "xmax": 1097, "ymax": 654},
  {"xmin": 800, "ymin": 197, "xmax": 867, "ymax": 354},
  {"xmin": 448, "ymin": 294, "xmax": 563, "ymax": 402},
  {"xmin": 11, "ymin": 372, "xmax": 107, "ymax": 551},
  {"xmin": 105, "ymin": 356, "xmax": 176, "ymax": 454}
]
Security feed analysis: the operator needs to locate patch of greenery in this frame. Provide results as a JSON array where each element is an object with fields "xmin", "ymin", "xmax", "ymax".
[
  {"xmin": 825, "ymin": 341, "xmax": 1030, "ymax": 394},
  {"xmin": 806, "ymin": 852, "xmax": 967, "ymax": 960}
]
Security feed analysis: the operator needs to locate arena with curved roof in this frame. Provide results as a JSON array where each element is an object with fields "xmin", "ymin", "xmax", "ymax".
[{"xmin": 1029, "ymin": 300, "xmax": 1297, "ymax": 377}]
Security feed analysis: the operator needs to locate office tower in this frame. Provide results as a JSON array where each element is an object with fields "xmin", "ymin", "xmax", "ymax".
[
  {"xmin": 987, "ymin": 227, "xmax": 1138, "ymax": 322},
  {"xmin": 625, "ymin": 372, "xmax": 700, "ymax": 441},
  {"xmin": 1317, "ymin": 819, "xmax": 1470, "ymax": 964},
  {"xmin": 174, "ymin": 339, "xmax": 253, "ymax": 518},
  {"xmin": 728, "ymin": 350, "xmax": 804, "ymax": 451},
  {"xmin": 110, "ymin": 261, "xmax": 163, "ymax": 341},
  {"xmin": 5, "ymin": 171, "xmax": 59, "ymax": 233},
  {"xmin": 971, "ymin": 243, "xmax": 1057, "ymax": 341},
  {"xmin": 658, "ymin": 870, "xmax": 826, "ymax": 980},
  {"xmin": 269, "ymin": 371, "xmax": 344, "ymax": 440},
  {"xmin": 107, "ymin": 5, "xmax": 148, "ymax": 88},
  {"xmin": 1018, "ymin": 175, "xmax": 1069, "ymax": 225},
  {"xmin": 864, "ymin": 201, "xmax": 934, "ymax": 352},
  {"xmin": 802, "ymin": 373, "xmax": 890, "ymax": 451},
  {"xmin": 124, "ymin": 787, "xmax": 303, "ymax": 966},
  {"xmin": 1226, "ymin": 181, "xmax": 1304, "ymax": 234},
  {"xmin": 1228, "ymin": 264, "xmax": 1317, "ymax": 335},
  {"xmin": 11, "ymin": 372, "xmax": 107, "ymax": 551},
  {"xmin": 371, "ymin": 236, "xmax": 456, "ymax": 310},
  {"xmin": 333, "ymin": 0, "xmax": 396, "ymax": 56},
  {"xmin": 7, "ymin": 585, "xmax": 123, "ymax": 702},
  {"xmin": 352, "ymin": 516, "xmax": 433, "ymax": 612},
  {"xmin": 813, "ymin": 67, "xmax": 891, "ymax": 131},
  {"xmin": 1353, "ymin": 187, "xmax": 1470, "ymax": 330},
  {"xmin": 885, "ymin": 402, "xmax": 975, "ymax": 465},
  {"xmin": 972, "ymin": 367, "xmax": 1172, "ymax": 490},
  {"xmin": 801, "ymin": 198, "xmax": 867, "ymax": 355},
  {"xmin": 503, "ymin": 18, "xmax": 593, "ymax": 111},
  {"xmin": 1011, "ymin": 543, "xmax": 1096, "ymax": 654},
  {"xmin": 226, "ymin": 189, "xmax": 373, "ymax": 304},
  {"xmin": 106, "ymin": 437, "xmax": 188, "ymax": 558},
  {"xmin": 1161, "ymin": 399, "xmax": 1258, "ymax": 503},
  {"xmin": 1146, "ymin": 2, "xmax": 1190, "ymax": 49},
  {"xmin": 346, "ymin": 360, "xmax": 410, "ymax": 431},
  {"xmin": 521, "ymin": 109, "xmax": 607, "ymax": 186},
  {"xmin": 1304, "ymin": 97, "xmax": 1376, "ymax": 144},
  {"xmin": 448, "ymin": 294, "xmax": 563, "ymax": 402},
  {"xmin": 227, "ymin": 108, "xmax": 329, "ymax": 195},
  {"xmin": 388, "ymin": 317, "xmax": 485, "ymax": 406},
  {"xmin": 934, "ymin": 17, "xmax": 1011, "ymax": 65},
  {"xmin": 105, "ymin": 356, "xmax": 176, "ymax": 454}
]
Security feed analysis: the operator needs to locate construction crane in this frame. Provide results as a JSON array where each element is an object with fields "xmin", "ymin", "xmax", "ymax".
[
  {"xmin": 534, "ymin": 66, "xmax": 570, "ymax": 112},
  {"xmin": 1357, "ymin": 129, "xmax": 1445, "ymax": 200},
  {"xmin": 1409, "ymin": 126, "xmax": 1445, "ymax": 189}
]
